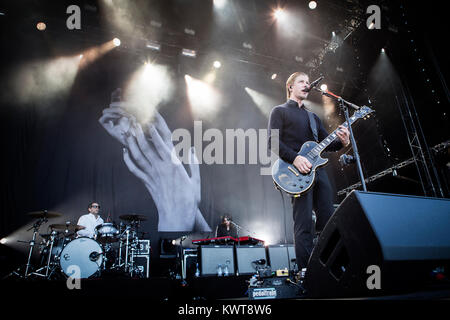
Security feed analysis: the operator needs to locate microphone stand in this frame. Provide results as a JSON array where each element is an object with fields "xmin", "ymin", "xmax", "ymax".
[
  {"xmin": 230, "ymin": 221, "xmax": 256, "ymax": 246},
  {"xmin": 314, "ymin": 87, "xmax": 367, "ymax": 192}
]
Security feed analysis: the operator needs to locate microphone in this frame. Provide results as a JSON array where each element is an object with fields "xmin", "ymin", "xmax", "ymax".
[
  {"xmin": 230, "ymin": 221, "xmax": 241, "ymax": 229},
  {"xmin": 305, "ymin": 76, "xmax": 324, "ymax": 92}
]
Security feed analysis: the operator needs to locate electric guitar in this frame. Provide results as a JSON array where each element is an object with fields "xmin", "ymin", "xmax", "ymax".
[{"xmin": 271, "ymin": 106, "xmax": 374, "ymax": 196}]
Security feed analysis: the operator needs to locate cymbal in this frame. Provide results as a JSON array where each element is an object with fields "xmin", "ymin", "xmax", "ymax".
[
  {"xmin": 49, "ymin": 224, "xmax": 85, "ymax": 231},
  {"xmin": 119, "ymin": 214, "xmax": 147, "ymax": 222},
  {"xmin": 27, "ymin": 210, "xmax": 62, "ymax": 219}
]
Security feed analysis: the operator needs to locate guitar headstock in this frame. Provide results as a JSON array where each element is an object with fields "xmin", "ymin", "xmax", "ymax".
[{"xmin": 353, "ymin": 105, "xmax": 375, "ymax": 120}]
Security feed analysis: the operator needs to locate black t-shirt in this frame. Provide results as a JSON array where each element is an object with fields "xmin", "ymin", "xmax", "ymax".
[{"xmin": 216, "ymin": 224, "xmax": 238, "ymax": 238}]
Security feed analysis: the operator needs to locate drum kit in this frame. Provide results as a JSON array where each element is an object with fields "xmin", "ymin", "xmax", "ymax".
[{"xmin": 10, "ymin": 210, "xmax": 149, "ymax": 280}]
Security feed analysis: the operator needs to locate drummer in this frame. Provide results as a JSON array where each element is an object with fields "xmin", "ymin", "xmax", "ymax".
[{"xmin": 76, "ymin": 202, "xmax": 104, "ymax": 238}]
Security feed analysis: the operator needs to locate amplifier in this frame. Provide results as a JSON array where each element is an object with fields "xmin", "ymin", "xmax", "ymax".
[
  {"xmin": 235, "ymin": 246, "xmax": 267, "ymax": 275},
  {"xmin": 248, "ymin": 277, "xmax": 299, "ymax": 300},
  {"xmin": 199, "ymin": 245, "xmax": 235, "ymax": 276},
  {"xmin": 134, "ymin": 254, "xmax": 150, "ymax": 278},
  {"xmin": 267, "ymin": 244, "xmax": 296, "ymax": 271}
]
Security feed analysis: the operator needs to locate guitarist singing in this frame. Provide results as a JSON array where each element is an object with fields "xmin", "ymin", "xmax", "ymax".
[{"xmin": 268, "ymin": 72, "xmax": 350, "ymax": 276}]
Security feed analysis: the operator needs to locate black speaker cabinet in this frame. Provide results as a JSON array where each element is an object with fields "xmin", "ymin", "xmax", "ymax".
[
  {"xmin": 134, "ymin": 255, "xmax": 150, "ymax": 278},
  {"xmin": 182, "ymin": 248, "xmax": 198, "ymax": 279},
  {"xmin": 267, "ymin": 245, "xmax": 296, "ymax": 271},
  {"xmin": 305, "ymin": 191, "xmax": 450, "ymax": 298},
  {"xmin": 199, "ymin": 245, "xmax": 235, "ymax": 276},
  {"xmin": 236, "ymin": 246, "xmax": 267, "ymax": 275}
]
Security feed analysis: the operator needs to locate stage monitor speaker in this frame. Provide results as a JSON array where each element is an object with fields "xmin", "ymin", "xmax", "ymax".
[
  {"xmin": 267, "ymin": 245, "xmax": 296, "ymax": 271},
  {"xmin": 305, "ymin": 191, "xmax": 450, "ymax": 298},
  {"xmin": 199, "ymin": 246, "xmax": 235, "ymax": 276},
  {"xmin": 236, "ymin": 246, "xmax": 267, "ymax": 275}
]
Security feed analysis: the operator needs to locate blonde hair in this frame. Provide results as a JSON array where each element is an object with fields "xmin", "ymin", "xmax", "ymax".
[{"xmin": 285, "ymin": 72, "xmax": 309, "ymax": 100}]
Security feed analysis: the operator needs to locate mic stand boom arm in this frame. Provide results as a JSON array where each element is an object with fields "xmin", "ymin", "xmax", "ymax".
[{"xmin": 313, "ymin": 87, "xmax": 367, "ymax": 192}]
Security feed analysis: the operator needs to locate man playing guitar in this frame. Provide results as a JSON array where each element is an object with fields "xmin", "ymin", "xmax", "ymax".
[{"xmin": 268, "ymin": 72, "xmax": 350, "ymax": 276}]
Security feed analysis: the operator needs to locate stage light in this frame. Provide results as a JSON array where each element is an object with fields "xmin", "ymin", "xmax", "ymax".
[
  {"xmin": 213, "ymin": 60, "xmax": 221, "ymax": 69},
  {"xmin": 185, "ymin": 74, "xmax": 222, "ymax": 119},
  {"xmin": 309, "ymin": 1, "xmax": 317, "ymax": 10},
  {"xmin": 184, "ymin": 28, "xmax": 195, "ymax": 36},
  {"xmin": 181, "ymin": 48, "xmax": 197, "ymax": 58},
  {"xmin": 244, "ymin": 87, "xmax": 279, "ymax": 117},
  {"xmin": 160, "ymin": 239, "xmax": 177, "ymax": 257},
  {"xmin": 36, "ymin": 22, "xmax": 46, "ymax": 31},
  {"xmin": 12, "ymin": 54, "xmax": 82, "ymax": 106},
  {"xmin": 123, "ymin": 62, "xmax": 173, "ymax": 123},
  {"xmin": 320, "ymin": 84, "xmax": 328, "ymax": 91},
  {"xmin": 271, "ymin": 73, "xmax": 277, "ymax": 80},
  {"xmin": 203, "ymin": 71, "xmax": 216, "ymax": 84},
  {"xmin": 242, "ymin": 42, "xmax": 252, "ymax": 50},
  {"xmin": 78, "ymin": 41, "xmax": 120, "ymax": 69},
  {"xmin": 213, "ymin": 0, "xmax": 227, "ymax": 9},
  {"xmin": 113, "ymin": 38, "xmax": 121, "ymax": 46},
  {"xmin": 146, "ymin": 41, "xmax": 161, "ymax": 51},
  {"xmin": 274, "ymin": 8, "xmax": 286, "ymax": 20},
  {"xmin": 0, "ymin": 238, "xmax": 7, "ymax": 245}
]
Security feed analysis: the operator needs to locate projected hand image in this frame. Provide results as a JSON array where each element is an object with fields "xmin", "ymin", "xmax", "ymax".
[{"xmin": 99, "ymin": 103, "xmax": 211, "ymax": 232}]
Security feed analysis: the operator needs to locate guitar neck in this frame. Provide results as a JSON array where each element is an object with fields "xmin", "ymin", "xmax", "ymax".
[{"xmin": 309, "ymin": 115, "xmax": 359, "ymax": 156}]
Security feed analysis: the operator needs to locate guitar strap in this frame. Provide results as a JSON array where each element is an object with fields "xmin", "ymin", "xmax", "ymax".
[{"xmin": 306, "ymin": 110, "xmax": 319, "ymax": 142}]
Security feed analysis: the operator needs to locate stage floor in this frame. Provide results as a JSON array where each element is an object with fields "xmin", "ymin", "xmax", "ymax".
[{"xmin": 2, "ymin": 275, "xmax": 450, "ymax": 301}]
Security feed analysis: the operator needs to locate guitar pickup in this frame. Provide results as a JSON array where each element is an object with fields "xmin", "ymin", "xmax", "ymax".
[{"xmin": 288, "ymin": 166, "xmax": 299, "ymax": 176}]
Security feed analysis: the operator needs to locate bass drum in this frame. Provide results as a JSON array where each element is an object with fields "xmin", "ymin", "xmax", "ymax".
[{"xmin": 59, "ymin": 237, "xmax": 103, "ymax": 279}]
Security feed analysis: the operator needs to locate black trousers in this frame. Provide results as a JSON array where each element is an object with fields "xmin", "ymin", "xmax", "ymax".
[{"xmin": 292, "ymin": 168, "xmax": 335, "ymax": 270}]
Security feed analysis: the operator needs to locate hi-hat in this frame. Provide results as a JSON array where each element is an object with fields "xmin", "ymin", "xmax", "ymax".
[
  {"xmin": 119, "ymin": 214, "xmax": 147, "ymax": 222},
  {"xmin": 27, "ymin": 210, "xmax": 62, "ymax": 219}
]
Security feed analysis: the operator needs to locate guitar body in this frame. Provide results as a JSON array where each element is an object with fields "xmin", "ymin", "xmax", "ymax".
[
  {"xmin": 271, "ymin": 105, "xmax": 374, "ymax": 197},
  {"xmin": 272, "ymin": 141, "xmax": 329, "ymax": 196}
]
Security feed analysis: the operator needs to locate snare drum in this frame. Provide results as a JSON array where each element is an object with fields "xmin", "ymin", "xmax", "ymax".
[
  {"xmin": 59, "ymin": 237, "xmax": 103, "ymax": 279},
  {"xmin": 95, "ymin": 223, "xmax": 119, "ymax": 243}
]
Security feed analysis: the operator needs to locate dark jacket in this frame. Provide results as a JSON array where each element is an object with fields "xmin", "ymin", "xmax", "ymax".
[{"xmin": 268, "ymin": 99, "xmax": 342, "ymax": 163}]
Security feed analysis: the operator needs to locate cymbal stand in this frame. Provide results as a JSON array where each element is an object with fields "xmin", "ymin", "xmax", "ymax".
[
  {"xmin": 24, "ymin": 217, "xmax": 47, "ymax": 278},
  {"xmin": 101, "ymin": 243, "xmax": 111, "ymax": 271},
  {"xmin": 33, "ymin": 230, "xmax": 58, "ymax": 278},
  {"xmin": 124, "ymin": 226, "xmax": 131, "ymax": 273},
  {"xmin": 117, "ymin": 222, "xmax": 124, "ymax": 268},
  {"xmin": 130, "ymin": 236, "xmax": 136, "ymax": 277},
  {"xmin": 129, "ymin": 221, "xmax": 141, "ymax": 277}
]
